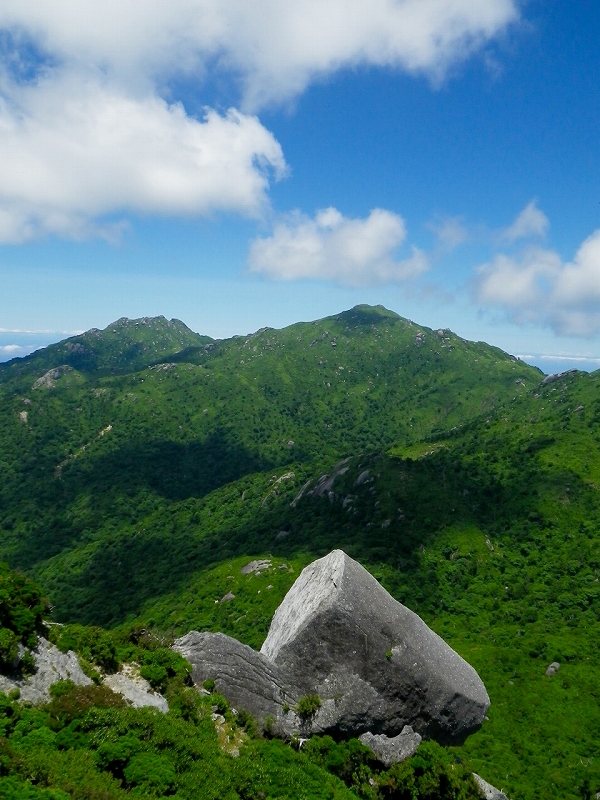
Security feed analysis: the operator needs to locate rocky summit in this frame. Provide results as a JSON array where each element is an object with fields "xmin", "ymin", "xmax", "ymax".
[{"xmin": 175, "ymin": 549, "xmax": 489, "ymax": 743}]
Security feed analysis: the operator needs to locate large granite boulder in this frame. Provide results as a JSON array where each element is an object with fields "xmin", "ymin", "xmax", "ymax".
[
  {"xmin": 473, "ymin": 773, "xmax": 511, "ymax": 800},
  {"xmin": 261, "ymin": 550, "xmax": 489, "ymax": 742},
  {"xmin": 175, "ymin": 550, "xmax": 489, "ymax": 743}
]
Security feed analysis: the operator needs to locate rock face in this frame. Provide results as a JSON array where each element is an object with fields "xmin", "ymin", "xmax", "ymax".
[
  {"xmin": 261, "ymin": 550, "xmax": 489, "ymax": 741},
  {"xmin": 0, "ymin": 637, "xmax": 92, "ymax": 703},
  {"xmin": 32, "ymin": 365, "xmax": 73, "ymax": 390},
  {"xmin": 174, "ymin": 631, "xmax": 301, "ymax": 735},
  {"xmin": 176, "ymin": 550, "xmax": 489, "ymax": 743},
  {"xmin": 359, "ymin": 726, "xmax": 422, "ymax": 767}
]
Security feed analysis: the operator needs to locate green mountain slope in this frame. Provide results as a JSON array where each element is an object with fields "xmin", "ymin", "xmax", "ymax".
[
  {"xmin": 1, "ymin": 306, "xmax": 598, "ymax": 799},
  {"xmin": 0, "ymin": 315, "xmax": 210, "ymax": 379},
  {"xmin": 0, "ymin": 305, "xmax": 540, "ymax": 581}
]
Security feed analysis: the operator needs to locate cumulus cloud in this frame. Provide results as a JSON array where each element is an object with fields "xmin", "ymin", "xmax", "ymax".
[
  {"xmin": 476, "ymin": 229, "xmax": 600, "ymax": 337},
  {"xmin": 249, "ymin": 207, "xmax": 428, "ymax": 286},
  {"xmin": 0, "ymin": 1, "xmax": 521, "ymax": 108},
  {"xmin": 501, "ymin": 200, "xmax": 549, "ymax": 243},
  {"xmin": 0, "ymin": 76, "xmax": 285, "ymax": 242},
  {"xmin": 0, "ymin": 1, "xmax": 520, "ymax": 241}
]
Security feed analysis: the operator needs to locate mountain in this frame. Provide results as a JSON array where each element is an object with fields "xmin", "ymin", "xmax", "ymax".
[
  {"xmin": 0, "ymin": 305, "xmax": 541, "ymax": 596},
  {"xmin": 0, "ymin": 305, "xmax": 598, "ymax": 799},
  {"xmin": 0, "ymin": 315, "xmax": 210, "ymax": 378}
]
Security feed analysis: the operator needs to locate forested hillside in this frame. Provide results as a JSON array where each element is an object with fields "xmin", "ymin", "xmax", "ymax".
[{"xmin": 0, "ymin": 306, "xmax": 598, "ymax": 799}]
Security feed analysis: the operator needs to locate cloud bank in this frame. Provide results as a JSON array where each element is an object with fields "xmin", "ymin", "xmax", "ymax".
[
  {"xmin": 249, "ymin": 207, "xmax": 428, "ymax": 286},
  {"xmin": 0, "ymin": 1, "xmax": 520, "ymax": 241},
  {"xmin": 476, "ymin": 229, "xmax": 600, "ymax": 337}
]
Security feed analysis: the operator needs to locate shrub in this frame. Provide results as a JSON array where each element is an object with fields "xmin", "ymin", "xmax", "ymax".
[
  {"xmin": 0, "ymin": 628, "xmax": 18, "ymax": 670},
  {"xmin": 296, "ymin": 694, "xmax": 321, "ymax": 720}
]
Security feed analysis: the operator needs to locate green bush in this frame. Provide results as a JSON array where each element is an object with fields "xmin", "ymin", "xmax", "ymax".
[
  {"xmin": 296, "ymin": 694, "xmax": 321, "ymax": 720},
  {"xmin": 139, "ymin": 663, "xmax": 168, "ymax": 691},
  {"xmin": 0, "ymin": 628, "xmax": 18, "ymax": 670}
]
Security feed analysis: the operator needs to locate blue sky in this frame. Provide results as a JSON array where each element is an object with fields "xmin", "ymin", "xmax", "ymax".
[{"xmin": 0, "ymin": 0, "xmax": 599, "ymax": 374}]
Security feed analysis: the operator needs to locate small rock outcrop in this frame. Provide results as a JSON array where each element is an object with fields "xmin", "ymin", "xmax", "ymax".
[
  {"xmin": 0, "ymin": 638, "xmax": 168, "ymax": 713},
  {"xmin": 359, "ymin": 726, "xmax": 422, "ymax": 767},
  {"xmin": 473, "ymin": 773, "xmax": 510, "ymax": 799},
  {"xmin": 241, "ymin": 560, "xmax": 271, "ymax": 575},
  {"xmin": 0, "ymin": 637, "xmax": 92, "ymax": 703},
  {"xmin": 32, "ymin": 365, "xmax": 73, "ymax": 390},
  {"xmin": 545, "ymin": 661, "xmax": 560, "ymax": 676},
  {"xmin": 104, "ymin": 666, "xmax": 168, "ymax": 712},
  {"xmin": 175, "ymin": 550, "xmax": 490, "ymax": 743}
]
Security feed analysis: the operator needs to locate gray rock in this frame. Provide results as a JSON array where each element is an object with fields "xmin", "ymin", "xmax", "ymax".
[
  {"xmin": 261, "ymin": 549, "xmax": 489, "ymax": 742},
  {"xmin": 359, "ymin": 726, "xmax": 422, "ymax": 766},
  {"xmin": 0, "ymin": 637, "xmax": 92, "ymax": 703},
  {"xmin": 545, "ymin": 661, "xmax": 560, "ymax": 676},
  {"xmin": 241, "ymin": 559, "xmax": 271, "ymax": 575},
  {"xmin": 176, "ymin": 550, "xmax": 489, "ymax": 743},
  {"xmin": 220, "ymin": 592, "xmax": 236, "ymax": 603},
  {"xmin": 355, "ymin": 470, "xmax": 371, "ymax": 486},
  {"xmin": 541, "ymin": 369, "xmax": 577, "ymax": 385},
  {"xmin": 32, "ymin": 366, "xmax": 73, "ymax": 390},
  {"xmin": 104, "ymin": 668, "xmax": 168, "ymax": 712},
  {"xmin": 308, "ymin": 459, "xmax": 351, "ymax": 499},
  {"xmin": 473, "ymin": 773, "xmax": 510, "ymax": 799},
  {"xmin": 173, "ymin": 631, "xmax": 301, "ymax": 736}
]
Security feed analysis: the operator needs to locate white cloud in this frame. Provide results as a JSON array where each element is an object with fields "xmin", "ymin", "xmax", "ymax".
[
  {"xmin": 428, "ymin": 216, "xmax": 469, "ymax": 250},
  {"xmin": 476, "ymin": 229, "xmax": 600, "ymax": 337},
  {"xmin": 0, "ymin": 1, "xmax": 520, "ymax": 241},
  {"xmin": 0, "ymin": 1, "xmax": 521, "ymax": 108},
  {"xmin": 249, "ymin": 207, "xmax": 429, "ymax": 286},
  {"xmin": 0, "ymin": 344, "xmax": 25, "ymax": 353},
  {"xmin": 501, "ymin": 200, "xmax": 549, "ymax": 243},
  {"xmin": 0, "ymin": 76, "xmax": 285, "ymax": 242}
]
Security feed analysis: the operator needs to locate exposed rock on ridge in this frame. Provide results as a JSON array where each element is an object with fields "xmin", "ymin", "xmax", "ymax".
[
  {"xmin": 0, "ymin": 637, "xmax": 92, "ymax": 703},
  {"xmin": 175, "ymin": 550, "xmax": 490, "ymax": 743},
  {"xmin": 1, "ymin": 637, "xmax": 169, "ymax": 712}
]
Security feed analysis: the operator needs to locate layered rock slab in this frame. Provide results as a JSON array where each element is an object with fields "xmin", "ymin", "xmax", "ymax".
[
  {"xmin": 173, "ymin": 631, "xmax": 301, "ymax": 736},
  {"xmin": 176, "ymin": 550, "xmax": 489, "ymax": 742},
  {"xmin": 261, "ymin": 549, "xmax": 490, "ymax": 742}
]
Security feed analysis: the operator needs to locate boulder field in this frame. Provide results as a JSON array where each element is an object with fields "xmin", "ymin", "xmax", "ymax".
[{"xmin": 174, "ymin": 549, "xmax": 490, "ymax": 744}]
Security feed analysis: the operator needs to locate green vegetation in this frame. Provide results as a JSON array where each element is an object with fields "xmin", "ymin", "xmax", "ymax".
[
  {"xmin": 297, "ymin": 695, "xmax": 322, "ymax": 720},
  {"xmin": 0, "ymin": 306, "xmax": 598, "ymax": 797},
  {"xmin": 0, "ymin": 563, "xmax": 48, "ymax": 671}
]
